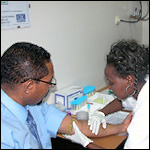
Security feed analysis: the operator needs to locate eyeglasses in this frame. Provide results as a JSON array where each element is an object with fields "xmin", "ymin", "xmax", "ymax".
[
  {"xmin": 21, "ymin": 77, "xmax": 57, "ymax": 87},
  {"xmin": 34, "ymin": 77, "xmax": 57, "ymax": 87}
]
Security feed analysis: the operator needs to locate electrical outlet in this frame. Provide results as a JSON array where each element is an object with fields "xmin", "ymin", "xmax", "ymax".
[{"xmin": 115, "ymin": 16, "xmax": 120, "ymax": 25}]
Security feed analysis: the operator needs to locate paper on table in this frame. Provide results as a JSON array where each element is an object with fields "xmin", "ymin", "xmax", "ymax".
[
  {"xmin": 87, "ymin": 92, "xmax": 115, "ymax": 105},
  {"xmin": 105, "ymin": 111, "xmax": 130, "ymax": 124}
]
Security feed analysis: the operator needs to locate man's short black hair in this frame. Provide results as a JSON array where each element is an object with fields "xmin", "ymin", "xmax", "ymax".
[{"xmin": 1, "ymin": 42, "xmax": 51, "ymax": 88}]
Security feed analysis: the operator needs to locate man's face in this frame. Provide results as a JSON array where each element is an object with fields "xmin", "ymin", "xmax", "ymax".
[{"xmin": 27, "ymin": 62, "xmax": 54, "ymax": 105}]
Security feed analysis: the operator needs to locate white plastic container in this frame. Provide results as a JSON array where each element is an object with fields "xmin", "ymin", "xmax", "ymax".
[{"xmin": 54, "ymin": 86, "xmax": 83, "ymax": 109}]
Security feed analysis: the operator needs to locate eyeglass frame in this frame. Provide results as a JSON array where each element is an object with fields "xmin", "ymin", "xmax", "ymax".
[
  {"xmin": 21, "ymin": 77, "xmax": 57, "ymax": 87},
  {"xmin": 33, "ymin": 77, "xmax": 57, "ymax": 87}
]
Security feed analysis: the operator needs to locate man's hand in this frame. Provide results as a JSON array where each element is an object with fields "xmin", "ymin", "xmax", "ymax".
[
  {"xmin": 64, "ymin": 121, "xmax": 93, "ymax": 147},
  {"xmin": 88, "ymin": 111, "xmax": 107, "ymax": 135}
]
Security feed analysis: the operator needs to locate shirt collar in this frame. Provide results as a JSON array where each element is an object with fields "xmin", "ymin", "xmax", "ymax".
[{"xmin": 1, "ymin": 89, "xmax": 28, "ymax": 125}]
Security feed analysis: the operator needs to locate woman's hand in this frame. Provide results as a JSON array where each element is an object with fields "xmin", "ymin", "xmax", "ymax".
[{"xmin": 122, "ymin": 112, "xmax": 133, "ymax": 132}]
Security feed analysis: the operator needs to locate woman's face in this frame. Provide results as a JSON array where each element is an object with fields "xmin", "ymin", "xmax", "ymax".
[{"xmin": 105, "ymin": 65, "xmax": 129, "ymax": 100}]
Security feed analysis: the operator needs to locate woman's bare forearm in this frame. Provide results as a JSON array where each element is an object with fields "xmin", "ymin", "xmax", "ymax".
[{"xmin": 100, "ymin": 98, "xmax": 123, "ymax": 115}]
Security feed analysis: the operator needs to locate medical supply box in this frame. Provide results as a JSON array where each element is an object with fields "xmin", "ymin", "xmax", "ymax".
[{"xmin": 54, "ymin": 86, "xmax": 83, "ymax": 109}]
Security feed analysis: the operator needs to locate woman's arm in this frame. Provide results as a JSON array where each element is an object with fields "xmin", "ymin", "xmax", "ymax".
[{"xmin": 100, "ymin": 98, "xmax": 123, "ymax": 115}]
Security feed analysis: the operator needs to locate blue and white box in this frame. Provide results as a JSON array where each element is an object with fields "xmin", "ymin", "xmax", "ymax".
[{"xmin": 55, "ymin": 86, "xmax": 83, "ymax": 109}]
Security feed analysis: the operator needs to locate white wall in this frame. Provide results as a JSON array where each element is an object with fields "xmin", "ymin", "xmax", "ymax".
[
  {"xmin": 142, "ymin": 1, "xmax": 149, "ymax": 46},
  {"xmin": 142, "ymin": 21, "xmax": 149, "ymax": 45},
  {"xmin": 1, "ymin": 1, "xmax": 148, "ymax": 103}
]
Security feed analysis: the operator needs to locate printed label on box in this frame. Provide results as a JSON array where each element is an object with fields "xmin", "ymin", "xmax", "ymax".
[
  {"xmin": 55, "ymin": 95, "xmax": 65, "ymax": 106},
  {"xmin": 67, "ymin": 91, "xmax": 82, "ymax": 109}
]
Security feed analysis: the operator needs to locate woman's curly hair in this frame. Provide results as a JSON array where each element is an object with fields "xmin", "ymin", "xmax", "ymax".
[
  {"xmin": 106, "ymin": 39, "xmax": 149, "ymax": 85},
  {"xmin": 1, "ymin": 42, "xmax": 51, "ymax": 88}
]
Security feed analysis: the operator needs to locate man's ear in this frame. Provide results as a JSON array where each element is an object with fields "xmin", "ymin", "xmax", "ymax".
[
  {"xmin": 24, "ymin": 80, "xmax": 34, "ymax": 94},
  {"xmin": 126, "ymin": 75, "xmax": 135, "ymax": 86}
]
